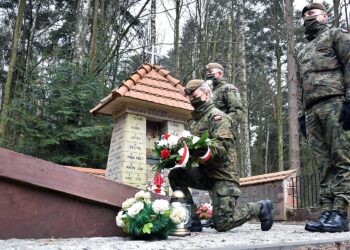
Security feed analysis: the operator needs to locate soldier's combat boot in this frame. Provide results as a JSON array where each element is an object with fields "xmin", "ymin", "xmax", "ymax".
[
  {"xmin": 257, "ymin": 200, "xmax": 273, "ymax": 231},
  {"xmin": 189, "ymin": 215, "xmax": 202, "ymax": 232},
  {"xmin": 321, "ymin": 210, "xmax": 349, "ymax": 233},
  {"xmin": 305, "ymin": 210, "xmax": 331, "ymax": 232}
]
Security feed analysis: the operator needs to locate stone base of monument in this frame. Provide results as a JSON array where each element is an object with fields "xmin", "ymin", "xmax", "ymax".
[{"xmin": 0, "ymin": 148, "xmax": 167, "ymax": 239}]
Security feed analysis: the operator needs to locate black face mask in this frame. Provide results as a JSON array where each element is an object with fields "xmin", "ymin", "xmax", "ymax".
[
  {"xmin": 206, "ymin": 73, "xmax": 215, "ymax": 80},
  {"xmin": 303, "ymin": 16, "xmax": 326, "ymax": 41},
  {"xmin": 205, "ymin": 73, "xmax": 219, "ymax": 87},
  {"xmin": 190, "ymin": 96, "xmax": 206, "ymax": 109}
]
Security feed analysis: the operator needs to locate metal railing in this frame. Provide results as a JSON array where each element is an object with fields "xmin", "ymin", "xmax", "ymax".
[{"xmin": 290, "ymin": 172, "xmax": 321, "ymax": 209}]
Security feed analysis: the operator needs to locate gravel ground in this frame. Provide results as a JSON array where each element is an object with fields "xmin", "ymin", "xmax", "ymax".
[{"xmin": 1, "ymin": 222, "xmax": 350, "ymax": 250}]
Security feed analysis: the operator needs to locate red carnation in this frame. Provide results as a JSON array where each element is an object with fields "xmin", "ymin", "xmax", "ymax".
[
  {"xmin": 162, "ymin": 134, "xmax": 171, "ymax": 139},
  {"xmin": 161, "ymin": 149, "xmax": 171, "ymax": 159}
]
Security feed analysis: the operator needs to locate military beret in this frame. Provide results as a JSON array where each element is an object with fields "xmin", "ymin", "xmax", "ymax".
[
  {"xmin": 206, "ymin": 62, "xmax": 224, "ymax": 71},
  {"xmin": 302, "ymin": 3, "xmax": 327, "ymax": 17},
  {"xmin": 184, "ymin": 79, "xmax": 204, "ymax": 96}
]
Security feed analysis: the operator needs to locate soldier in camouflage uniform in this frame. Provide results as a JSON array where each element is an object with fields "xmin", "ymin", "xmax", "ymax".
[
  {"xmin": 168, "ymin": 79, "xmax": 273, "ymax": 232},
  {"xmin": 205, "ymin": 63, "xmax": 243, "ymax": 131},
  {"xmin": 297, "ymin": 3, "xmax": 350, "ymax": 232}
]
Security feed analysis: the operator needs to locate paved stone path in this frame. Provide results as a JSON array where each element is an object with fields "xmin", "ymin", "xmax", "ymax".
[{"xmin": 1, "ymin": 222, "xmax": 350, "ymax": 250}]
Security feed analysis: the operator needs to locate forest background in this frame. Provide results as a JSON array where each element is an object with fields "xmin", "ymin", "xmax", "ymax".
[{"xmin": 0, "ymin": 0, "xmax": 347, "ymax": 177}]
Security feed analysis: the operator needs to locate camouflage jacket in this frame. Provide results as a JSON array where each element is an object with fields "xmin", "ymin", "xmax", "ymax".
[
  {"xmin": 297, "ymin": 27, "xmax": 350, "ymax": 117},
  {"xmin": 190, "ymin": 100, "xmax": 239, "ymax": 184},
  {"xmin": 212, "ymin": 78, "xmax": 243, "ymax": 128}
]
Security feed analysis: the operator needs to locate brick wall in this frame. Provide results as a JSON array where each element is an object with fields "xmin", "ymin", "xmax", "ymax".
[{"xmin": 238, "ymin": 180, "xmax": 288, "ymax": 220}]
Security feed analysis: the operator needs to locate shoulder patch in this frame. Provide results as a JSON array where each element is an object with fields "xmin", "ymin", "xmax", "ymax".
[
  {"xmin": 342, "ymin": 29, "xmax": 349, "ymax": 33},
  {"xmin": 214, "ymin": 115, "xmax": 222, "ymax": 121}
]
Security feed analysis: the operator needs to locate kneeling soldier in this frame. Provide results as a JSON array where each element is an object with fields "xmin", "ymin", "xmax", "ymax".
[{"xmin": 168, "ymin": 79, "xmax": 274, "ymax": 232}]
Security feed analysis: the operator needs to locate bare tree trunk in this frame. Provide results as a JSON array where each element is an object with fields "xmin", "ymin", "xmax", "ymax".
[
  {"xmin": 194, "ymin": 0, "xmax": 202, "ymax": 76},
  {"xmin": 0, "ymin": 0, "xmax": 25, "ymax": 141},
  {"xmin": 274, "ymin": 0, "xmax": 283, "ymax": 172},
  {"xmin": 345, "ymin": 0, "xmax": 350, "ymax": 30},
  {"xmin": 173, "ymin": 0, "xmax": 182, "ymax": 77},
  {"xmin": 196, "ymin": 0, "xmax": 209, "ymax": 72},
  {"xmin": 265, "ymin": 122, "xmax": 270, "ymax": 173},
  {"xmin": 227, "ymin": 15, "xmax": 233, "ymax": 82},
  {"xmin": 150, "ymin": 0, "xmax": 156, "ymax": 64},
  {"xmin": 24, "ymin": 1, "xmax": 41, "ymax": 82},
  {"xmin": 0, "ymin": 46, "xmax": 4, "ymax": 109},
  {"xmin": 74, "ymin": 0, "xmax": 91, "ymax": 64},
  {"xmin": 89, "ymin": 0, "xmax": 99, "ymax": 71},
  {"xmin": 333, "ymin": 0, "xmax": 340, "ymax": 28},
  {"xmin": 256, "ymin": 113, "xmax": 264, "ymax": 174},
  {"xmin": 285, "ymin": 0, "xmax": 300, "ymax": 170},
  {"xmin": 237, "ymin": 0, "xmax": 251, "ymax": 177}
]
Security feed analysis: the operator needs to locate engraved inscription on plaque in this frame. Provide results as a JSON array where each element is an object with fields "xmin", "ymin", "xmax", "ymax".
[{"xmin": 106, "ymin": 113, "xmax": 147, "ymax": 188}]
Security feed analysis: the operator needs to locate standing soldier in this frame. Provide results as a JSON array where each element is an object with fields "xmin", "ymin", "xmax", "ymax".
[
  {"xmin": 205, "ymin": 63, "xmax": 243, "ymax": 132},
  {"xmin": 169, "ymin": 79, "xmax": 273, "ymax": 233},
  {"xmin": 297, "ymin": 3, "xmax": 350, "ymax": 232}
]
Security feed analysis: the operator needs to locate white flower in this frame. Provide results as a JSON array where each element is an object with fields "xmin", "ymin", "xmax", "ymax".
[
  {"xmin": 178, "ymin": 147, "xmax": 185, "ymax": 156},
  {"xmin": 116, "ymin": 210, "xmax": 125, "ymax": 227},
  {"xmin": 171, "ymin": 202, "xmax": 182, "ymax": 208},
  {"xmin": 127, "ymin": 201, "xmax": 144, "ymax": 218},
  {"xmin": 167, "ymin": 135, "xmax": 179, "ymax": 148},
  {"xmin": 192, "ymin": 136, "xmax": 200, "ymax": 144},
  {"xmin": 122, "ymin": 198, "xmax": 136, "ymax": 209},
  {"xmin": 181, "ymin": 130, "xmax": 191, "ymax": 138},
  {"xmin": 152, "ymin": 199, "xmax": 169, "ymax": 214},
  {"xmin": 135, "ymin": 190, "xmax": 151, "ymax": 202},
  {"xmin": 170, "ymin": 206, "xmax": 187, "ymax": 224},
  {"xmin": 157, "ymin": 139, "xmax": 168, "ymax": 147}
]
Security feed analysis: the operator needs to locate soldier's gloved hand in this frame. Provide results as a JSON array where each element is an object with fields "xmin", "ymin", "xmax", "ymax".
[
  {"xmin": 190, "ymin": 147, "xmax": 211, "ymax": 161},
  {"xmin": 298, "ymin": 116, "xmax": 307, "ymax": 139},
  {"xmin": 339, "ymin": 100, "xmax": 350, "ymax": 130}
]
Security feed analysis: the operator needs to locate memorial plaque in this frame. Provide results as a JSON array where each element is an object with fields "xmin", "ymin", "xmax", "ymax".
[
  {"xmin": 115, "ymin": 162, "xmax": 147, "ymax": 174},
  {"xmin": 107, "ymin": 104, "xmax": 187, "ymax": 189},
  {"xmin": 166, "ymin": 121, "xmax": 185, "ymax": 136},
  {"xmin": 106, "ymin": 113, "xmax": 147, "ymax": 184}
]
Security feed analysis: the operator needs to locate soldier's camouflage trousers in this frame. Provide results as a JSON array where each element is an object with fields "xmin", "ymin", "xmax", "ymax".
[
  {"xmin": 168, "ymin": 166, "xmax": 260, "ymax": 232},
  {"xmin": 306, "ymin": 96, "xmax": 350, "ymax": 211}
]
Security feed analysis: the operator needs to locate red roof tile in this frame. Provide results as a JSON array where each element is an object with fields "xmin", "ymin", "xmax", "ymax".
[
  {"xmin": 240, "ymin": 169, "xmax": 298, "ymax": 186},
  {"xmin": 90, "ymin": 64, "xmax": 192, "ymax": 115},
  {"xmin": 65, "ymin": 167, "xmax": 298, "ymax": 188},
  {"xmin": 65, "ymin": 166, "xmax": 106, "ymax": 178}
]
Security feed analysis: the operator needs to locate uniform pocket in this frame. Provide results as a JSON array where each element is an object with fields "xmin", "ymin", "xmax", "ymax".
[
  {"xmin": 314, "ymin": 46, "xmax": 339, "ymax": 71},
  {"xmin": 216, "ymin": 184, "xmax": 241, "ymax": 213},
  {"xmin": 217, "ymin": 184, "xmax": 241, "ymax": 196}
]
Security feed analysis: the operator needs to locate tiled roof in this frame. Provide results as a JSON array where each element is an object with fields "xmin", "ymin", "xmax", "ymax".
[
  {"xmin": 240, "ymin": 169, "xmax": 298, "ymax": 186},
  {"xmin": 64, "ymin": 166, "xmax": 106, "ymax": 178},
  {"xmin": 90, "ymin": 64, "xmax": 193, "ymax": 115}
]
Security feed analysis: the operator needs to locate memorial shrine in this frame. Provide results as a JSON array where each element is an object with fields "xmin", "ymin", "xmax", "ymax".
[{"xmin": 90, "ymin": 64, "xmax": 193, "ymax": 189}]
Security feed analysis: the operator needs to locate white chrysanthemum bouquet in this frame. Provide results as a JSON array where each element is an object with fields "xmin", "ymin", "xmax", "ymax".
[{"xmin": 116, "ymin": 190, "xmax": 187, "ymax": 240}]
